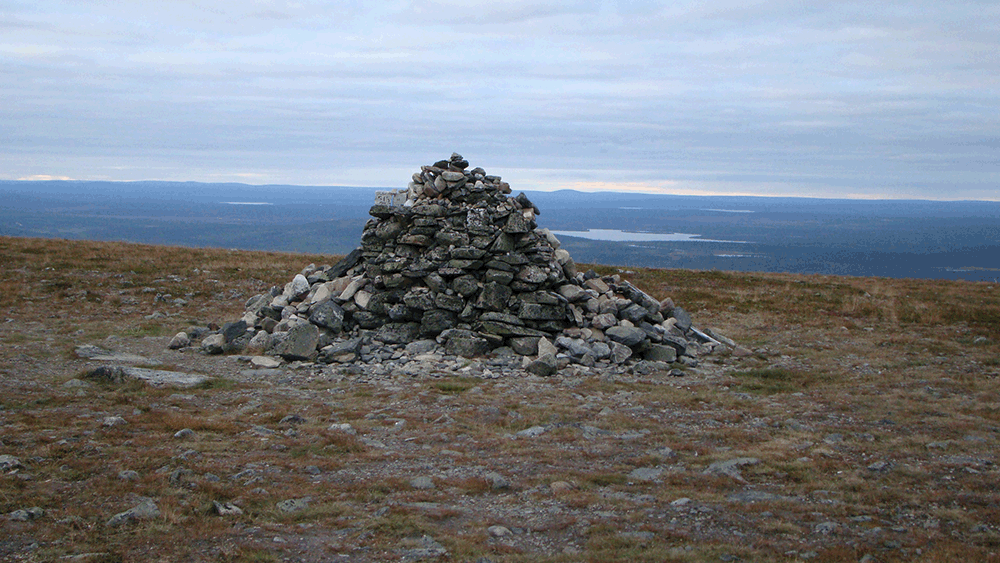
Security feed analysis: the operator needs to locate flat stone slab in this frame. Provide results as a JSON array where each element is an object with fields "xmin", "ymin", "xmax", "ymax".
[
  {"xmin": 75, "ymin": 344, "xmax": 159, "ymax": 365},
  {"xmin": 84, "ymin": 366, "xmax": 211, "ymax": 388},
  {"xmin": 124, "ymin": 367, "xmax": 211, "ymax": 388}
]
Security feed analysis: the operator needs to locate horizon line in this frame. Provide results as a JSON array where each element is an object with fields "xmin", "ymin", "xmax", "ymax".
[{"xmin": 4, "ymin": 176, "xmax": 998, "ymax": 204}]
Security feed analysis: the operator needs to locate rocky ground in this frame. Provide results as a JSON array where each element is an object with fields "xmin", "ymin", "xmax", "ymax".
[{"xmin": 2, "ymin": 236, "xmax": 1000, "ymax": 562}]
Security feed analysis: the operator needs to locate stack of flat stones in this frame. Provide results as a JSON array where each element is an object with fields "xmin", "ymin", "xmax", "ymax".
[{"xmin": 193, "ymin": 154, "xmax": 734, "ymax": 376}]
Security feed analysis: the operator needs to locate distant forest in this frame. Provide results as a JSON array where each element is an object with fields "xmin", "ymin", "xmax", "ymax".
[{"xmin": 3, "ymin": 180, "xmax": 999, "ymax": 282}]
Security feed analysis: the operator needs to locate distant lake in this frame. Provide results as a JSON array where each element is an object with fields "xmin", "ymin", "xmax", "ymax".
[
  {"xmin": 222, "ymin": 202, "xmax": 273, "ymax": 205},
  {"xmin": 551, "ymin": 229, "xmax": 748, "ymax": 243}
]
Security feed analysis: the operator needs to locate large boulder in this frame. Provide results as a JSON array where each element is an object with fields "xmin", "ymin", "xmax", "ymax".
[{"xmin": 272, "ymin": 323, "xmax": 320, "ymax": 361}]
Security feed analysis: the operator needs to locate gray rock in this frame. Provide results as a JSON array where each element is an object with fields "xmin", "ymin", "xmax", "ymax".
[
  {"xmin": 74, "ymin": 344, "xmax": 156, "ymax": 365},
  {"xmin": 9, "ymin": 507, "xmax": 44, "ymax": 521},
  {"xmin": 421, "ymin": 309, "xmax": 457, "ymax": 335},
  {"xmin": 102, "ymin": 416, "xmax": 127, "ymax": 427},
  {"xmin": 515, "ymin": 425, "xmax": 547, "ymax": 438},
  {"xmin": 483, "ymin": 471, "xmax": 510, "ymax": 490},
  {"xmin": 320, "ymin": 337, "xmax": 363, "ymax": 363},
  {"xmin": 221, "ymin": 320, "xmax": 247, "ymax": 343},
  {"xmin": 557, "ymin": 284, "xmax": 587, "ymax": 302},
  {"xmin": 308, "ymin": 300, "xmax": 345, "ymax": 333},
  {"xmin": 590, "ymin": 341, "xmax": 612, "ymax": 360},
  {"xmin": 84, "ymin": 366, "xmax": 211, "ymax": 388},
  {"xmin": 168, "ymin": 332, "xmax": 190, "ymax": 350},
  {"xmin": 629, "ymin": 467, "xmax": 663, "ymax": 482},
  {"xmin": 400, "ymin": 535, "xmax": 448, "ymax": 560},
  {"xmin": 331, "ymin": 250, "xmax": 362, "ymax": 279},
  {"xmin": 609, "ymin": 341, "xmax": 632, "ymax": 364},
  {"xmin": 211, "ymin": 501, "xmax": 244, "ymax": 516},
  {"xmin": 503, "ymin": 212, "xmax": 531, "ymax": 234},
  {"xmin": 245, "ymin": 293, "xmax": 271, "ymax": 315},
  {"xmin": 670, "ymin": 307, "xmax": 692, "ymax": 332},
  {"xmin": 539, "ymin": 228, "xmax": 561, "ymax": 249},
  {"xmin": 272, "ymin": 322, "xmax": 320, "ymax": 361},
  {"xmin": 537, "ymin": 337, "xmax": 558, "ymax": 358},
  {"xmin": 410, "ymin": 476, "xmax": 435, "ymax": 490},
  {"xmin": 404, "ymin": 290, "xmax": 437, "ymax": 311},
  {"xmin": 643, "ymin": 344, "xmax": 677, "ymax": 363},
  {"xmin": 605, "ymin": 326, "xmax": 647, "ymax": 347},
  {"xmin": 276, "ymin": 497, "xmax": 311, "ymax": 513},
  {"xmin": 285, "ymin": 274, "xmax": 310, "ymax": 300},
  {"xmin": 484, "ymin": 269, "xmax": 515, "ymax": 285},
  {"xmin": 434, "ymin": 293, "xmax": 465, "ymax": 312},
  {"xmin": 118, "ymin": 470, "xmax": 140, "ymax": 481},
  {"xmin": 660, "ymin": 334, "xmax": 688, "ymax": 356},
  {"xmin": 620, "ymin": 303, "xmax": 650, "ymax": 324},
  {"xmin": 659, "ymin": 297, "xmax": 675, "ymax": 313},
  {"xmin": 279, "ymin": 414, "xmax": 306, "ymax": 425},
  {"xmin": 444, "ymin": 330, "xmax": 490, "ymax": 357},
  {"xmin": 250, "ymin": 355, "xmax": 281, "ymax": 368},
  {"xmin": 452, "ymin": 274, "xmax": 479, "ymax": 296},
  {"xmin": 0, "ymin": 455, "xmax": 23, "ymax": 471},
  {"xmin": 509, "ymin": 336, "xmax": 540, "ymax": 356},
  {"xmin": 867, "ymin": 460, "xmax": 893, "ymax": 472},
  {"xmin": 405, "ymin": 339, "xmax": 438, "ymax": 355},
  {"xmin": 477, "ymin": 282, "xmax": 512, "ymax": 311},
  {"xmin": 518, "ymin": 302, "xmax": 566, "ymax": 321},
  {"xmin": 488, "ymin": 525, "xmax": 512, "ymax": 538},
  {"xmin": 525, "ymin": 354, "xmax": 558, "ymax": 377},
  {"xmin": 173, "ymin": 428, "xmax": 195, "ymax": 439},
  {"xmin": 247, "ymin": 330, "xmax": 274, "ymax": 351},
  {"xmin": 107, "ymin": 498, "xmax": 160, "ymax": 527},
  {"xmin": 650, "ymin": 447, "xmax": 676, "ymax": 459},
  {"xmin": 703, "ymin": 457, "xmax": 760, "ymax": 482},
  {"xmin": 377, "ymin": 323, "xmax": 421, "ymax": 345},
  {"xmin": 479, "ymin": 311, "xmax": 525, "ymax": 326},
  {"xmin": 200, "ymin": 333, "xmax": 225, "ymax": 355},
  {"xmin": 591, "ymin": 312, "xmax": 617, "ymax": 330},
  {"xmin": 814, "ymin": 521, "xmax": 838, "ymax": 535},
  {"xmin": 516, "ymin": 265, "xmax": 548, "ymax": 284},
  {"xmin": 62, "ymin": 378, "xmax": 91, "ymax": 389},
  {"xmin": 584, "ymin": 278, "xmax": 610, "ymax": 294},
  {"xmin": 555, "ymin": 336, "xmax": 592, "ymax": 359}
]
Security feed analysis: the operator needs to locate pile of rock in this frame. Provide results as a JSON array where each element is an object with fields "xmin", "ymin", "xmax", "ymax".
[{"xmin": 177, "ymin": 154, "xmax": 735, "ymax": 373}]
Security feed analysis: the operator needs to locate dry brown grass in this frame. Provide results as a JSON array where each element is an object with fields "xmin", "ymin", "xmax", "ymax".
[{"xmin": 2, "ymin": 237, "xmax": 1000, "ymax": 561}]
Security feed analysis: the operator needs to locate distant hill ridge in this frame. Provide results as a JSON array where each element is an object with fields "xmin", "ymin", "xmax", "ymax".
[{"xmin": 2, "ymin": 179, "xmax": 998, "ymax": 282}]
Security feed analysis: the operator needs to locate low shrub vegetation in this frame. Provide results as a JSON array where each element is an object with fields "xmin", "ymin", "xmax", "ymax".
[{"xmin": 1, "ymin": 236, "xmax": 999, "ymax": 561}]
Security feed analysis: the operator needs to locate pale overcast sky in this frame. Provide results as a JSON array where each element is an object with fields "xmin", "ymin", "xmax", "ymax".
[{"xmin": 2, "ymin": 1, "xmax": 998, "ymax": 199}]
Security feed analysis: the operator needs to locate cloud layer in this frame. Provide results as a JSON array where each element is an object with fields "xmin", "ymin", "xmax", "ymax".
[{"xmin": 2, "ymin": 1, "xmax": 998, "ymax": 199}]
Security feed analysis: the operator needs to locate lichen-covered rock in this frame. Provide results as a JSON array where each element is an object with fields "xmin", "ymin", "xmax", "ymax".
[
  {"xmin": 526, "ymin": 353, "xmax": 558, "ymax": 377},
  {"xmin": 272, "ymin": 323, "xmax": 319, "ymax": 361},
  {"xmin": 309, "ymin": 300, "xmax": 345, "ymax": 333},
  {"xmin": 443, "ymin": 329, "xmax": 490, "ymax": 357}
]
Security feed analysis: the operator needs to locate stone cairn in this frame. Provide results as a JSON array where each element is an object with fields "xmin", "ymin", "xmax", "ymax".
[{"xmin": 191, "ymin": 153, "xmax": 735, "ymax": 375}]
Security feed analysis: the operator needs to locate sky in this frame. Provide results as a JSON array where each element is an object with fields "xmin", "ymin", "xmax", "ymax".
[{"xmin": 1, "ymin": 1, "xmax": 998, "ymax": 200}]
